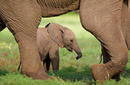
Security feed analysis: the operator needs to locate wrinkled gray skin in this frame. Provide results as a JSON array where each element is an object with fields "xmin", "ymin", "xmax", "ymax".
[
  {"xmin": 0, "ymin": 0, "xmax": 130, "ymax": 81},
  {"xmin": 18, "ymin": 23, "xmax": 82, "ymax": 71}
]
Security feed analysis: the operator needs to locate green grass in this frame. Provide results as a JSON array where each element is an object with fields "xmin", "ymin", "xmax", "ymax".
[{"xmin": 0, "ymin": 12, "xmax": 130, "ymax": 85}]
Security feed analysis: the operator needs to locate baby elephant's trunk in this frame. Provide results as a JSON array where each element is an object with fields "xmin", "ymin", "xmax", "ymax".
[
  {"xmin": 73, "ymin": 42, "xmax": 82, "ymax": 60},
  {"xmin": 76, "ymin": 52, "xmax": 82, "ymax": 60}
]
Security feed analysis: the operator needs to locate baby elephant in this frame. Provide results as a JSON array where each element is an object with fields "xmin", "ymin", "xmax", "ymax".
[{"xmin": 18, "ymin": 23, "xmax": 82, "ymax": 71}]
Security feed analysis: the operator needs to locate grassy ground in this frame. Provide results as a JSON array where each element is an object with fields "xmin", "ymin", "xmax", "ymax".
[{"xmin": 0, "ymin": 12, "xmax": 130, "ymax": 85}]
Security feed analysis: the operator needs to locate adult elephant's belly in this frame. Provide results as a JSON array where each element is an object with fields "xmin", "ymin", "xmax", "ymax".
[{"xmin": 38, "ymin": 0, "xmax": 79, "ymax": 17}]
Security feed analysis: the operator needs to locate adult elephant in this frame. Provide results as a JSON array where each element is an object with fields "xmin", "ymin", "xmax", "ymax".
[
  {"xmin": 82, "ymin": 0, "xmax": 129, "ymax": 81},
  {"xmin": 0, "ymin": 0, "xmax": 129, "ymax": 81}
]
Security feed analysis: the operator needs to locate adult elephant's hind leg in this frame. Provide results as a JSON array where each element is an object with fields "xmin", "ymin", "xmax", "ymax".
[
  {"xmin": 80, "ymin": 0, "xmax": 128, "ymax": 81},
  {"xmin": 0, "ymin": 1, "xmax": 51, "ymax": 80},
  {"xmin": 102, "ymin": 46, "xmax": 120, "ymax": 81}
]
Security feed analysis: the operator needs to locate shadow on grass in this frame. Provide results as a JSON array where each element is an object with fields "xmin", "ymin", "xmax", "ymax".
[
  {"xmin": 49, "ymin": 66, "xmax": 95, "ymax": 84},
  {"xmin": 0, "ymin": 69, "xmax": 9, "ymax": 76},
  {"xmin": 121, "ymin": 68, "xmax": 130, "ymax": 78}
]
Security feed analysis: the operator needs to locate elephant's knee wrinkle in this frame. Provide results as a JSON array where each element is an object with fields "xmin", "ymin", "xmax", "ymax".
[
  {"xmin": 115, "ymin": 51, "xmax": 128, "ymax": 65},
  {"xmin": 119, "ymin": 55, "xmax": 128, "ymax": 65}
]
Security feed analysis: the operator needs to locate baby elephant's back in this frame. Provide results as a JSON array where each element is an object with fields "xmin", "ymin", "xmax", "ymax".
[{"xmin": 37, "ymin": 28, "xmax": 50, "ymax": 58}]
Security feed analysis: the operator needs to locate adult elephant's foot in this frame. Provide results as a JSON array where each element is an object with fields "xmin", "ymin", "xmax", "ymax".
[
  {"xmin": 92, "ymin": 62, "xmax": 125, "ymax": 81},
  {"xmin": 92, "ymin": 64, "xmax": 110, "ymax": 81},
  {"xmin": 22, "ymin": 68, "xmax": 54, "ymax": 80}
]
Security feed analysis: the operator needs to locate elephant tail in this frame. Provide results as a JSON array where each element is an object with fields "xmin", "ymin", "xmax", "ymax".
[
  {"xmin": 17, "ymin": 61, "xmax": 21, "ymax": 71},
  {"xmin": 99, "ymin": 53, "xmax": 103, "ymax": 64},
  {"xmin": 45, "ymin": 23, "xmax": 51, "ymax": 28}
]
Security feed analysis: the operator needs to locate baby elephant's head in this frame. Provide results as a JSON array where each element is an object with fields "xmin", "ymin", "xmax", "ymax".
[{"xmin": 46, "ymin": 23, "xmax": 82, "ymax": 60}]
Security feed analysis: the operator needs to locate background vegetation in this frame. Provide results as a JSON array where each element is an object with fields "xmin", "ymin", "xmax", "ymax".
[{"xmin": 0, "ymin": 12, "xmax": 130, "ymax": 85}]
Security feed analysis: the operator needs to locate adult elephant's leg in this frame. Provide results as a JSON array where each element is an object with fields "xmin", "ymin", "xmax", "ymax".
[
  {"xmin": 127, "ymin": 0, "xmax": 130, "ymax": 49},
  {"xmin": 102, "ymin": 46, "xmax": 120, "ymax": 81},
  {"xmin": 15, "ymin": 32, "xmax": 51, "ymax": 80},
  {"xmin": 80, "ymin": 0, "xmax": 128, "ymax": 81},
  {"xmin": 0, "ymin": 1, "xmax": 50, "ymax": 80}
]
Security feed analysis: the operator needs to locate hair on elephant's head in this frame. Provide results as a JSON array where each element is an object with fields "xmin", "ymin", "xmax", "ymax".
[{"xmin": 46, "ymin": 23, "xmax": 82, "ymax": 60}]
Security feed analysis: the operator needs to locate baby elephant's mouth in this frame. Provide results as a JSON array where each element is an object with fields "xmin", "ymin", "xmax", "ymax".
[
  {"xmin": 65, "ymin": 46, "xmax": 73, "ymax": 52},
  {"xmin": 67, "ymin": 48, "xmax": 73, "ymax": 52}
]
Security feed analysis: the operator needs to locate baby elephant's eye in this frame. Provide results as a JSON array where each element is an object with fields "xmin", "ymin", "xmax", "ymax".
[{"xmin": 70, "ymin": 40, "xmax": 73, "ymax": 42}]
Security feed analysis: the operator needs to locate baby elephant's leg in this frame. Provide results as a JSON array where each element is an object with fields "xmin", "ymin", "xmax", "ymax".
[
  {"xmin": 51, "ymin": 54, "xmax": 59, "ymax": 71},
  {"xmin": 49, "ymin": 48, "xmax": 59, "ymax": 71},
  {"xmin": 43, "ymin": 54, "xmax": 51, "ymax": 72}
]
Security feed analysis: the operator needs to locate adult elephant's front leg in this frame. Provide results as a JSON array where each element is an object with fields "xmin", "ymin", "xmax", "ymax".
[
  {"xmin": 0, "ymin": 0, "xmax": 51, "ymax": 80},
  {"xmin": 80, "ymin": 0, "xmax": 128, "ymax": 81}
]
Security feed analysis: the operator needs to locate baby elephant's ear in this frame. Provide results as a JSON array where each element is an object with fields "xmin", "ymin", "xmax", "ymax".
[{"xmin": 47, "ymin": 23, "xmax": 64, "ymax": 48}]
